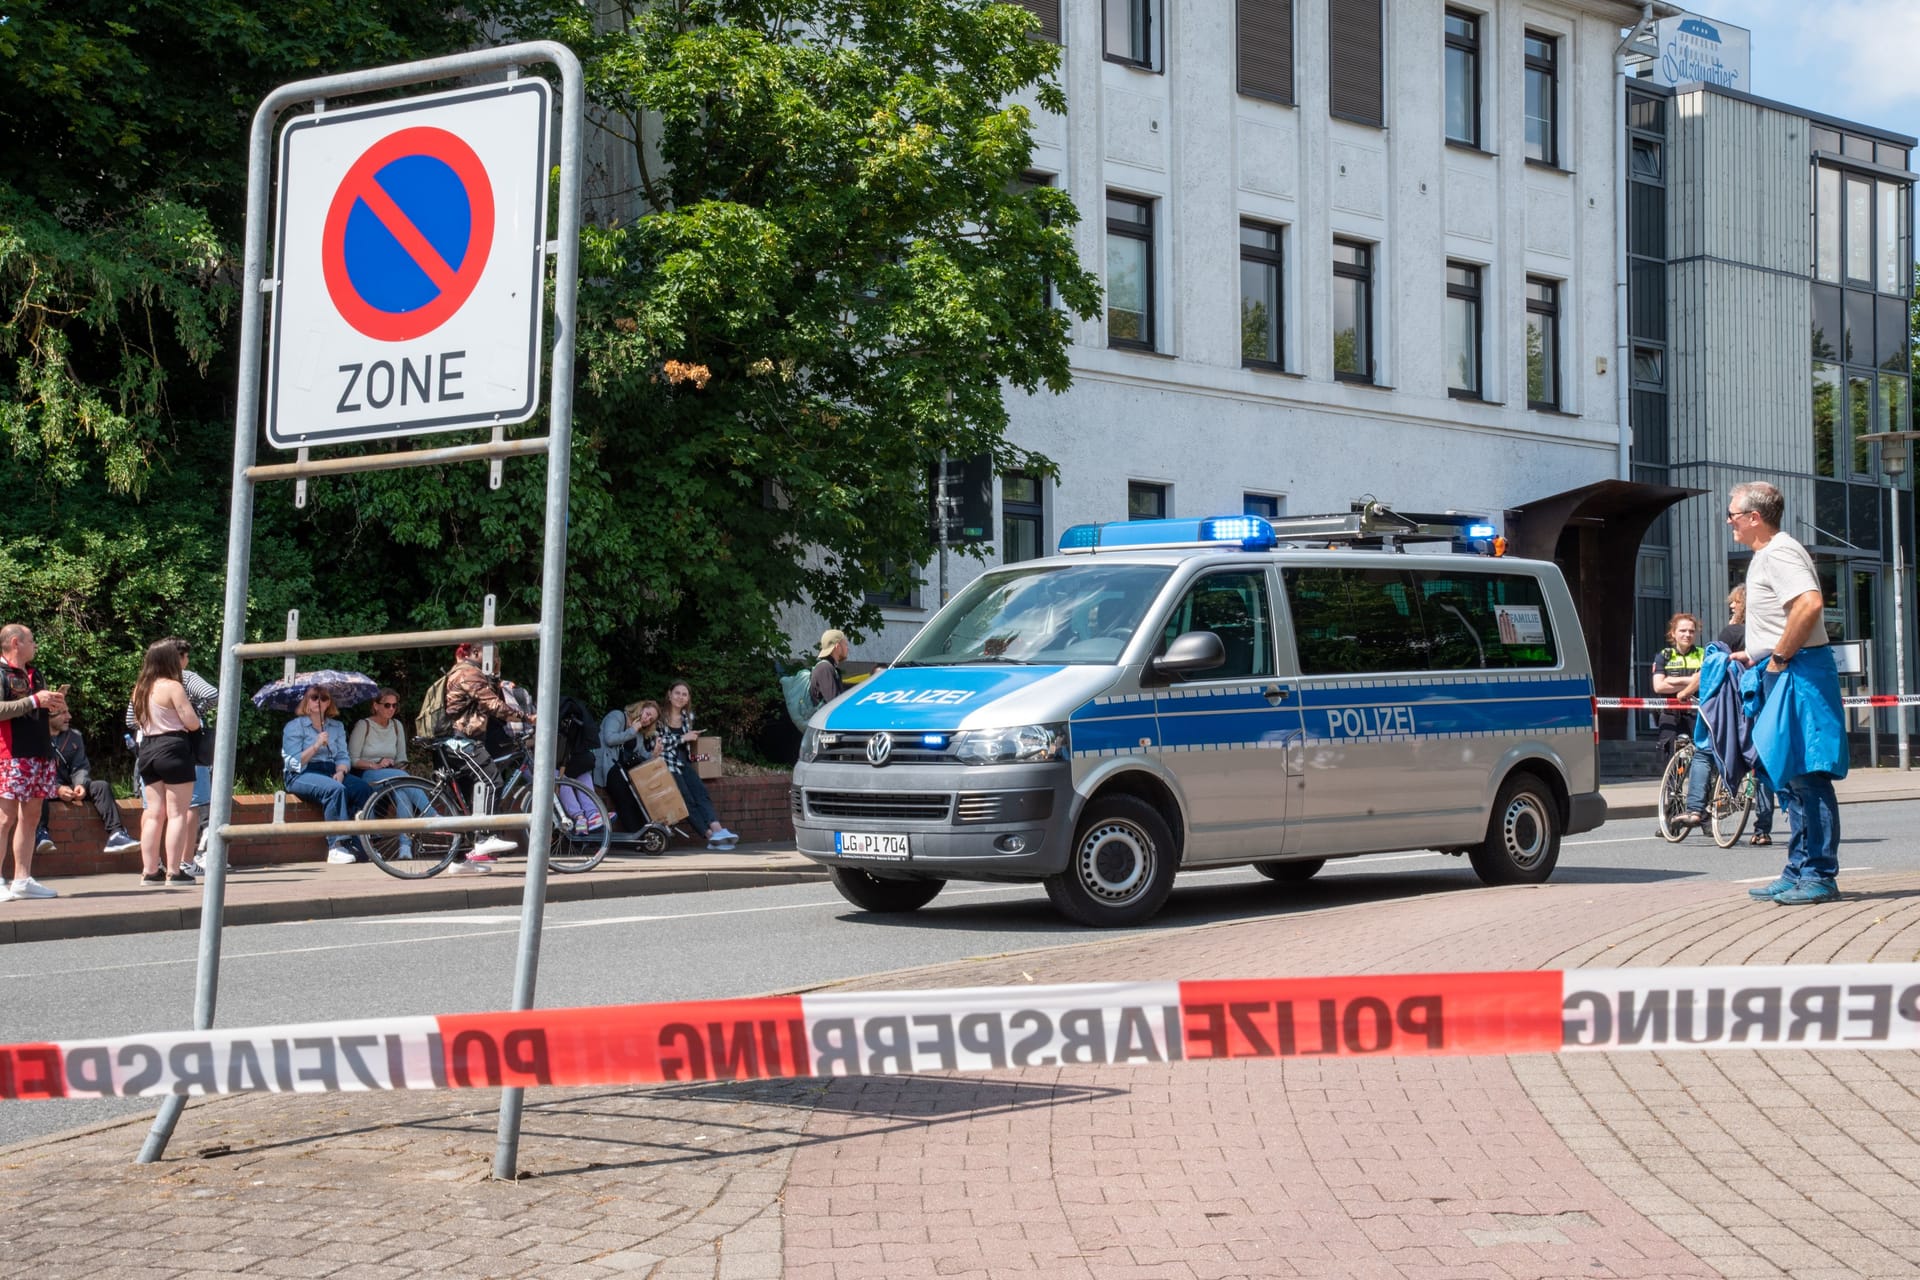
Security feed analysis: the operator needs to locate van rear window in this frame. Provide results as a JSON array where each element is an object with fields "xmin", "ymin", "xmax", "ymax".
[{"xmin": 1282, "ymin": 566, "xmax": 1558, "ymax": 674}]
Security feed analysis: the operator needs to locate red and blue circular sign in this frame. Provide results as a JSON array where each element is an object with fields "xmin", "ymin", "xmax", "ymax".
[{"xmin": 321, "ymin": 127, "xmax": 495, "ymax": 342}]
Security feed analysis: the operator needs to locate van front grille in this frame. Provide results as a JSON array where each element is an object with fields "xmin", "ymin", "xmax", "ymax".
[{"xmin": 805, "ymin": 791, "xmax": 951, "ymax": 821}]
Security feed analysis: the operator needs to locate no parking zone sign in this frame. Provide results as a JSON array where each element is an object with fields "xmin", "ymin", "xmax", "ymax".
[{"xmin": 265, "ymin": 80, "xmax": 551, "ymax": 449}]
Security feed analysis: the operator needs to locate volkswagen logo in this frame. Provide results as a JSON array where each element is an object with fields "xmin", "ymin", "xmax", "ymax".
[{"xmin": 865, "ymin": 732, "xmax": 894, "ymax": 767}]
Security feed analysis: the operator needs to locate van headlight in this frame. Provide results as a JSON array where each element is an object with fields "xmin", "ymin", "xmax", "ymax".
[
  {"xmin": 953, "ymin": 723, "xmax": 1067, "ymax": 765},
  {"xmin": 799, "ymin": 727, "xmax": 821, "ymax": 763}
]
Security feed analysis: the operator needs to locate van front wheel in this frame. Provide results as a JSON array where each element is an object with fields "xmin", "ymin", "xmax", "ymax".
[
  {"xmin": 1469, "ymin": 775, "xmax": 1561, "ymax": 885},
  {"xmin": 1045, "ymin": 795, "xmax": 1178, "ymax": 927},
  {"xmin": 828, "ymin": 867, "xmax": 945, "ymax": 913}
]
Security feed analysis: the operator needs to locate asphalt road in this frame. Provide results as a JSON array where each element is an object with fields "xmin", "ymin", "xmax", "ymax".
[{"xmin": 2, "ymin": 799, "xmax": 1915, "ymax": 1150}]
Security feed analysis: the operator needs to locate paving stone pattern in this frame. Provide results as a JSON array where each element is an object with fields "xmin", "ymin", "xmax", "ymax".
[{"xmin": 0, "ymin": 874, "xmax": 1915, "ymax": 1278}]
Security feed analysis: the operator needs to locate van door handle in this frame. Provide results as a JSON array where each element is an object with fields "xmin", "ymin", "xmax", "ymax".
[{"xmin": 1263, "ymin": 684, "xmax": 1290, "ymax": 705}]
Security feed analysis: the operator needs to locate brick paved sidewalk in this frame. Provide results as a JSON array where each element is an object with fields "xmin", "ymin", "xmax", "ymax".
[{"xmin": 1, "ymin": 873, "xmax": 1918, "ymax": 1278}]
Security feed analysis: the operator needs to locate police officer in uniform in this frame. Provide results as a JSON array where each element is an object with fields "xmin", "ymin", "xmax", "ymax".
[{"xmin": 1651, "ymin": 612, "xmax": 1703, "ymax": 756}]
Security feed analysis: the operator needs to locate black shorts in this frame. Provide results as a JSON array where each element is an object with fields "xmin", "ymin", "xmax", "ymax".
[{"xmin": 138, "ymin": 731, "xmax": 197, "ymax": 786}]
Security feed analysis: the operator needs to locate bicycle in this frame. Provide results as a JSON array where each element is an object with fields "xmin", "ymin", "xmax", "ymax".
[
  {"xmin": 355, "ymin": 737, "xmax": 610, "ymax": 879},
  {"xmin": 1656, "ymin": 739, "xmax": 1752, "ymax": 848}
]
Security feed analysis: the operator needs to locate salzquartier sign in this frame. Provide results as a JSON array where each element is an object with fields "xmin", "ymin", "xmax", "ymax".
[{"xmin": 1649, "ymin": 12, "xmax": 1751, "ymax": 91}]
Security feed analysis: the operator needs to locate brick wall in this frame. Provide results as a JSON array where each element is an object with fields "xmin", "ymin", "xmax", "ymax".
[{"xmin": 26, "ymin": 772, "xmax": 799, "ymax": 876}]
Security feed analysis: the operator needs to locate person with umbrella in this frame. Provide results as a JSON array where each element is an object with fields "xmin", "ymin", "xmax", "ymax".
[{"xmin": 277, "ymin": 681, "xmax": 374, "ymax": 864}]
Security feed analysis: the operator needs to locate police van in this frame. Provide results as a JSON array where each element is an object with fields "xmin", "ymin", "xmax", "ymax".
[{"xmin": 793, "ymin": 505, "xmax": 1605, "ymax": 927}]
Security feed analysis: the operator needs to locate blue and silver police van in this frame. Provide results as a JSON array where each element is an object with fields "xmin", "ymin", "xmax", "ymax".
[{"xmin": 793, "ymin": 506, "xmax": 1605, "ymax": 926}]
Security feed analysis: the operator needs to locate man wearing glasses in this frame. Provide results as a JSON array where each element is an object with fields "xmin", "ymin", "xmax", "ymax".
[{"xmin": 1726, "ymin": 482, "xmax": 1847, "ymax": 905}]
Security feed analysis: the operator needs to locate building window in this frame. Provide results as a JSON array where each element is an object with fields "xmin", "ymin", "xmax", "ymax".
[
  {"xmin": 1239, "ymin": 221, "xmax": 1285, "ymax": 369},
  {"xmin": 1128, "ymin": 481, "xmax": 1168, "ymax": 520},
  {"xmin": 1525, "ymin": 276, "xmax": 1560, "ymax": 409},
  {"xmin": 1106, "ymin": 193, "xmax": 1155, "ymax": 350},
  {"xmin": 1629, "ymin": 136, "xmax": 1661, "ymax": 180},
  {"xmin": 1001, "ymin": 473, "xmax": 1044, "ymax": 564},
  {"xmin": 1445, "ymin": 261, "xmax": 1482, "ymax": 398},
  {"xmin": 864, "ymin": 564, "xmax": 921, "ymax": 610},
  {"xmin": 1846, "ymin": 176, "xmax": 1872, "ymax": 285},
  {"xmin": 1243, "ymin": 492, "xmax": 1282, "ymax": 519},
  {"xmin": 1443, "ymin": 9, "xmax": 1480, "ymax": 148},
  {"xmin": 1813, "ymin": 361, "xmax": 1840, "ymax": 479},
  {"xmin": 1237, "ymin": 0, "xmax": 1295, "ymax": 105},
  {"xmin": 1104, "ymin": 0, "xmax": 1157, "ymax": 69},
  {"xmin": 1328, "ymin": 0, "xmax": 1383, "ymax": 127},
  {"xmin": 1009, "ymin": 0, "xmax": 1060, "ymax": 43},
  {"xmin": 1332, "ymin": 238, "xmax": 1373, "ymax": 383},
  {"xmin": 1523, "ymin": 31, "xmax": 1558, "ymax": 166}
]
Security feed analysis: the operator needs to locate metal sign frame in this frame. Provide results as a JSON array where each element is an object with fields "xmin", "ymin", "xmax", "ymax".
[{"xmin": 136, "ymin": 43, "xmax": 583, "ymax": 1181}]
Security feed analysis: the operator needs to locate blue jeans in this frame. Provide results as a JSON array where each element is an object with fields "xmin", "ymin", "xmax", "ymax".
[
  {"xmin": 1684, "ymin": 749, "xmax": 1713, "ymax": 815},
  {"xmin": 287, "ymin": 767, "xmax": 374, "ymax": 853},
  {"xmin": 355, "ymin": 767, "xmax": 424, "ymax": 819},
  {"xmin": 1775, "ymin": 771, "xmax": 1840, "ymax": 884},
  {"xmin": 1750, "ymin": 769, "xmax": 1775, "ymax": 835},
  {"xmin": 192, "ymin": 764, "xmax": 211, "ymax": 809}
]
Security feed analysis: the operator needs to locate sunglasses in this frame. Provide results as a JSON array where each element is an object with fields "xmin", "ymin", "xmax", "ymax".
[
  {"xmin": 308, "ymin": 693, "xmax": 333, "ymax": 705},
  {"xmin": 1726, "ymin": 508, "xmax": 1751, "ymax": 521},
  {"xmin": 376, "ymin": 700, "xmax": 398, "ymax": 709}
]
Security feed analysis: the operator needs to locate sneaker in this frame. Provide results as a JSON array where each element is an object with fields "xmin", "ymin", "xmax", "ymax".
[
  {"xmin": 34, "ymin": 834, "xmax": 54, "ymax": 857},
  {"xmin": 0, "ymin": 882, "xmax": 13, "ymax": 902},
  {"xmin": 166, "ymin": 870, "xmax": 196, "ymax": 885},
  {"xmin": 712, "ymin": 827, "xmax": 740, "ymax": 843},
  {"xmin": 446, "ymin": 860, "xmax": 491, "ymax": 875},
  {"xmin": 1775, "ymin": 879, "xmax": 1840, "ymax": 906},
  {"xmin": 181, "ymin": 857, "xmax": 205, "ymax": 878},
  {"xmin": 395, "ymin": 838, "xmax": 414, "ymax": 861},
  {"xmin": 326, "ymin": 847, "xmax": 356, "ymax": 865},
  {"xmin": 141, "ymin": 871, "xmax": 166, "ymax": 886},
  {"xmin": 196, "ymin": 825, "xmax": 210, "ymax": 855},
  {"xmin": 1747, "ymin": 875, "xmax": 1796, "ymax": 900},
  {"xmin": 707, "ymin": 837, "xmax": 739, "ymax": 851},
  {"xmin": 104, "ymin": 831, "xmax": 140, "ymax": 854},
  {"xmin": 10, "ymin": 878, "xmax": 56, "ymax": 900},
  {"xmin": 471, "ymin": 835, "xmax": 516, "ymax": 858}
]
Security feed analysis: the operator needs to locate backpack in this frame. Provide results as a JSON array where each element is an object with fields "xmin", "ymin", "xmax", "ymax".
[
  {"xmin": 415, "ymin": 672, "xmax": 453, "ymax": 738},
  {"xmin": 781, "ymin": 666, "xmax": 816, "ymax": 731}
]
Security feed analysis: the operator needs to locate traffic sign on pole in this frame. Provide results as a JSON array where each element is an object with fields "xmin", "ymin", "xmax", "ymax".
[{"xmin": 265, "ymin": 80, "xmax": 551, "ymax": 449}]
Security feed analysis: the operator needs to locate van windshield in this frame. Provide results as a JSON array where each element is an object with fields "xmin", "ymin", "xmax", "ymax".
[{"xmin": 896, "ymin": 564, "xmax": 1175, "ymax": 667}]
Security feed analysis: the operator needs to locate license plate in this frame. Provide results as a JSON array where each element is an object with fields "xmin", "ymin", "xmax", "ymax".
[{"xmin": 835, "ymin": 832, "xmax": 910, "ymax": 859}]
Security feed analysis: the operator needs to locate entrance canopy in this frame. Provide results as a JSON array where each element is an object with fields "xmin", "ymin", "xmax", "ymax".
[{"xmin": 1506, "ymin": 479, "xmax": 1704, "ymax": 711}]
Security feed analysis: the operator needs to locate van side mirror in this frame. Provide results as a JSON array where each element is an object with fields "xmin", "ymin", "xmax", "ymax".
[{"xmin": 1152, "ymin": 630, "xmax": 1225, "ymax": 679}]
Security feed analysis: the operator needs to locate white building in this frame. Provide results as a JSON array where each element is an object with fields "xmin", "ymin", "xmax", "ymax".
[{"xmin": 838, "ymin": 0, "xmax": 1667, "ymax": 696}]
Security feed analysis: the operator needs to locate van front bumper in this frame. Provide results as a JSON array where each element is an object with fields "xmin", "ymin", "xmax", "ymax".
[
  {"xmin": 790, "ymin": 760, "xmax": 1078, "ymax": 880},
  {"xmin": 1567, "ymin": 790, "xmax": 1607, "ymax": 835}
]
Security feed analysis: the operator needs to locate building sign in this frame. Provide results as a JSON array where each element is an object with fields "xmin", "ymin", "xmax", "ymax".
[
  {"xmin": 265, "ymin": 80, "xmax": 551, "ymax": 449},
  {"xmin": 1648, "ymin": 13, "xmax": 1750, "ymax": 92}
]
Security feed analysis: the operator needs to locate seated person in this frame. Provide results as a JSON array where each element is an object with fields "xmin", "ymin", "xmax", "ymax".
[
  {"xmin": 349, "ymin": 686, "xmax": 421, "ymax": 858},
  {"xmin": 36, "ymin": 705, "xmax": 139, "ymax": 856},
  {"xmin": 281, "ymin": 689, "xmax": 373, "ymax": 865}
]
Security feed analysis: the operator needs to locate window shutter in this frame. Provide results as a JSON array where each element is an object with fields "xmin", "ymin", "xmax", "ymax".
[
  {"xmin": 1011, "ymin": 0, "xmax": 1061, "ymax": 43},
  {"xmin": 1237, "ymin": 0, "xmax": 1295, "ymax": 105},
  {"xmin": 1328, "ymin": 0, "xmax": 1383, "ymax": 126}
]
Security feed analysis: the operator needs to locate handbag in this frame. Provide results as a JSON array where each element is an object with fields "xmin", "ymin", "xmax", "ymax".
[{"xmin": 189, "ymin": 725, "xmax": 214, "ymax": 768}]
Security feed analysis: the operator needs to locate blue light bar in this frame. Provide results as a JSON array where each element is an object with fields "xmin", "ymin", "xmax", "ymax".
[
  {"xmin": 1057, "ymin": 516, "xmax": 1277, "ymax": 553},
  {"xmin": 1466, "ymin": 523, "xmax": 1496, "ymax": 539}
]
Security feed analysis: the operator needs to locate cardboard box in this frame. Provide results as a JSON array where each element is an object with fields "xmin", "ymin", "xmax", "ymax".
[
  {"xmin": 696, "ymin": 734, "xmax": 724, "ymax": 780},
  {"xmin": 627, "ymin": 758, "xmax": 689, "ymax": 825}
]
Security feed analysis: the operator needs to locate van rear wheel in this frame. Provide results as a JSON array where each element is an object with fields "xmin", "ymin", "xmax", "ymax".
[
  {"xmin": 1045, "ymin": 795, "xmax": 1178, "ymax": 927},
  {"xmin": 1254, "ymin": 858, "xmax": 1325, "ymax": 882},
  {"xmin": 1468, "ymin": 774, "xmax": 1561, "ymax": 885},
  {"xmin": 828, "ymin": 866, "xmax": 945, "ymax": 913}
]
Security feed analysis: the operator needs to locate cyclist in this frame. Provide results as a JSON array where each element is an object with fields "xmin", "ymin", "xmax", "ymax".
[{"xmin": 443, "ymin": 643, "xmax": 535, "ymax": 870}]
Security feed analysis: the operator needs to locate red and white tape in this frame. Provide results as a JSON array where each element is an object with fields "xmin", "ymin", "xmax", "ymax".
[
  {"xmin": 3, "ymin": 965, "xmax": 1916, "ymax": 1100},
  {"xmin": 1595, "ymin": 695, "xmax": 1920, "ymax": 710}
]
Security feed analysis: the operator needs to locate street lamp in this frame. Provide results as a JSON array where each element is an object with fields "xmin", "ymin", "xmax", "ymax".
[{"xmin": 1859, "ymin": 429, "xmax": 1919, "ymax": 770}]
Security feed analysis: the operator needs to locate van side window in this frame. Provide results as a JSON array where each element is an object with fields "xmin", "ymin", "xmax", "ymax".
[
  {"xmin": 1410, "ymin": 569, "xmax": 1558, "ymax": 668},
  {"xmin": 1162, "ymin": 571, "xmax": 1274, "ymax": 678},
  {"xmin": 1282, "ymin": 567, "xmax": 1423, "ymax": 674},
  {"xmin": 1284, "ymin": 566, "xmax": 1559, "ymax": 674}
]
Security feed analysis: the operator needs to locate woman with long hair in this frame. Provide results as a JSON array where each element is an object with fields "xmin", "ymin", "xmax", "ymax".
[
  {"xmin": 659, "ymin": 680, "xmax": 737, "ymax": 849},
  {"xmin": 131, "ymin": 638, "xmax": 202, "ymax": 885}
]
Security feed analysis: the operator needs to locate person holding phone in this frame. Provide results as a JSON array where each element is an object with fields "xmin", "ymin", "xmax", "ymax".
[{"xmin": 659, "ymin": 679, "xmax": 737, "ymax": 849}]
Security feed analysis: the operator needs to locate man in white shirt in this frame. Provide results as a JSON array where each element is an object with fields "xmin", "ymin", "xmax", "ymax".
[{"xmin": 1727, "ymin": 481, "xmax": 1842, "ymax": 905}]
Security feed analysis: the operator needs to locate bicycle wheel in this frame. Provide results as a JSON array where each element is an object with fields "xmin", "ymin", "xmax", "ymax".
[
  {"xmin": 358, "ymin": 776, "xmax": 463, "ymax": 879},
  {"xmin": 1710, "ymin": 769, "xmax": 1752, "ymax": 849},
  {"xmin": 548, "ymin": 778, "xmax": 611, "ymax": 873},
  {"xmin": 1655, "ymin": 746, "xmax": 1692, "ymax": 843}
]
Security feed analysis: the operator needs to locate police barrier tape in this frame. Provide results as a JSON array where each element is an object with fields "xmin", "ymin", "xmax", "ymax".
[
  {"xmin": 1595, "ymin": 695, "xmax": 1920, "ymax": 710},
  {"xmin": 3, "ymin": 965, "xmax": 1918, "ymax": 1100}
]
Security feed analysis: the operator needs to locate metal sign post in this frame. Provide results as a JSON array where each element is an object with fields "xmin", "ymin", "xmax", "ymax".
[{"xmin": 137, "ymin": 43, "xmax": 583, "ymax": 1181}]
